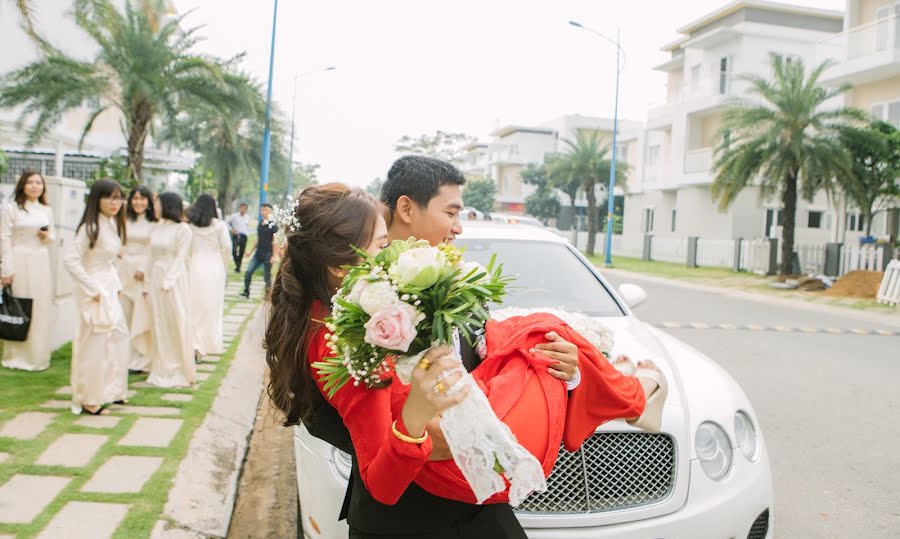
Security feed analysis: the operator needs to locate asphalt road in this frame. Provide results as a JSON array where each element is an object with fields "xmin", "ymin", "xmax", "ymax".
[{"xmin": 602, "ymin": 270, "xmax": 900, "ymax": 539}]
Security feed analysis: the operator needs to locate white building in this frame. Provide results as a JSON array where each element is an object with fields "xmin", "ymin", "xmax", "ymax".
[
  {"xmin": 463, "ymin": 114, "xmax": 644, "ymax": 227},
  {"xmin": 0, "ymin": 0, "xmax": 192, "ymax": 188},
  {"xmin": 816, "ymin": 0, "xmax": 900, "ymax": 241},
  {"xmin": 625, "ymin": 1, "xmax": 854, "ymax": 251}
]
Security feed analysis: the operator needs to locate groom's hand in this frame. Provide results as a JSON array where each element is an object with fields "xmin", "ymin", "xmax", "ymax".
[
  {"xmin": 426, "ymin": 417, "xmax": 452, "ymax": 461},
  {"xmin": 532, "ymin": 331, "xmax": 579, "ymax": 382}
]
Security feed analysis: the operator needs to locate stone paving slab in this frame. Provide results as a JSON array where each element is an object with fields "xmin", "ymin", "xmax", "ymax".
[
  {"xmin": 0, "ymin": 452, "xmax": 8, "ymax": 463},
  {"xmin": 131, "ymin": 381, "xmax": 155, "ymax": 389},
  {"xmin": 0, "ymin": 411, "xmax": 57, "ymax": 440},
  {"xmin": 82, "ymin": 456, "xmax": 163, "ymax": 493},
  {"xmin": 0, "ymin": 474, "xmax": 71, "ymax": 524},
  {"xmin": 75, "ymin": 415, "xmax": 122, "ymax": 429},
  {"xmin": 37, "ymin": 433, "xmax": 108, "ymax": 467},
  {"xmin": 55, "ymin": 386, "xmax": 73, "ymax": 395},
  {"xmin": 119, "ymin": 417, "xmax": 183, "ymax": 448},
  {"xmin": 40, "ymin": 400, "xmax": 72, "ymax": 409},
  {"xmin": 151, "ymin": 520, "xmax": 206, "ymax": 538},
  {"xmin": 196, "ymin": 363, "xmax": 216, "ymax": 372},
  {"xmin": 162, "ymin": 393, "xmax": 193, "ymax": 403},
  {"xmin": 107, "ymin": 404, "xmax": 180, "ymax": 416},
  {"xmin": 195, "ymin": 372, "xmax": 210, "ymax": 382},
  {"xmin": 201, "ymin": 354, "xmax": 221, "ymax": 362},
  {"xmin": 36, "ymin": 501, "xmax": 130, "ymax": 539},
  {"xmin": 224, "ymin": 314, "xmax": 245, "ymax": 323}
]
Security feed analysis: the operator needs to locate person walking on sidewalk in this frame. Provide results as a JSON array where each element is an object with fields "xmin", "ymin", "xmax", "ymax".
[
  {"xmin": 241, "ymin": 203, "xmax": 277, "ymax": 299},
  {"xmin": 226, "ymin": 202, "xmax": 251, "ymax": 273}
]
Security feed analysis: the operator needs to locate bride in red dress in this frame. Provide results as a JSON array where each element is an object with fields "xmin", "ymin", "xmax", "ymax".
[{"xmin": 266, "ymin": 183, "xmax": 666, "ymax": 509}]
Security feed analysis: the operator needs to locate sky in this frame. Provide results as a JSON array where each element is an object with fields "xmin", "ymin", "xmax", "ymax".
[{"xmin": 172, "ymin": 0, "xmax": 845, "ymax": 188}]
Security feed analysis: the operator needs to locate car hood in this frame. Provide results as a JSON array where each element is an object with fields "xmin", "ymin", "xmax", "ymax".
[{"xmin": 597, "ymin": 315, "xmax": 760, "ymax": 458}]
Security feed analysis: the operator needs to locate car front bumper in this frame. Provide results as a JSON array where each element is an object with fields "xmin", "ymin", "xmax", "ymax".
[{"xmin": 522, "ymin": 458, "xmax": 774, "ymax": 539}]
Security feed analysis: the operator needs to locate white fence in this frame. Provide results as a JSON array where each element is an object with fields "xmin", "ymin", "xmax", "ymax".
[
  {"xmin": 696, "ymin": 239, "xmax": 735, "ymax": 268},
  {"xmin": 840, "ymin": 245, "xmax": 884, "ymax": 274},
  {"xmin": 739, "ymin": 239, "xmax": 772, "ymax": 274},
  {"xmin": 652, "ymin": 236, "xmax": 688, "ymax": 264},
  {"xmin": 796, "ymin": 244, "xmax": 826, "ymax": 275},
  {"xmin": 877, "ymin": 260, "xmax": 900, "ymax": 307}
]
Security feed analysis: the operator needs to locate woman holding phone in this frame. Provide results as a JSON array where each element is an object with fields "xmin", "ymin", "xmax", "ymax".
[{"xmin": 0, "ymin": 170, "xmax": 55, "ymax": 371}]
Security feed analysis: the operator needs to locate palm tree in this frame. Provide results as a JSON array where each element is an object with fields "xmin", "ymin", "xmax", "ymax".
[
  {"xmin": 712, "ymin": 55, "xmax": 864, "ymax": 276},
  {"xmin": 558, "ymin": 130, "xmax": 627, "ymax": 256},
  {"xmin": 0, "ymin": 0, "xmax": 240, "ymax": 183},
  {"xmin": 6, "ymin": 0, "xmax": 38, "ymax": 38}
]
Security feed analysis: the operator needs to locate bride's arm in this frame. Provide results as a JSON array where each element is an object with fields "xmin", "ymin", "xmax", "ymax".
[{"xmin": 306, "ymin": 326, "xmax": 432, "ymax": 506}]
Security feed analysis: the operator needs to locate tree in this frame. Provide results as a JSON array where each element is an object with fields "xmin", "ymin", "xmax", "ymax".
[
  {"xmin": 393, "ymin": 131, "xmax": 476, "ymax": 163},
  {"xmin": 522, "ymin": 163, "xmax": 560, "ymax": 225},
  {"xmin": 0, "ymin": 0, "xmax": 244, "ymax": 184},
  {"xmin": 837, "ymin": 121, "xmax": 900, "ymax": 237},
  {"xmin": 6, "ymin": 0, "xmax": 38, "ymax": 39},
  {"xmin": 557, "ymin": 130, "xmax": 627, "ymax": 256},
  {"xmin": 366, "ymin": 177, "xmax": 383, "ymax": 197},
  {"xmin": 712, "ymin": 55, "xmax": 863, "ymax": 276},
  {"xmin": 462, "ymin": 177, "xmax": 496, "ymax": 214}
]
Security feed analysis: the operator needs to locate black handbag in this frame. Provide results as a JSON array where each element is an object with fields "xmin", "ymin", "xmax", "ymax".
[{"xmin": 0, "ymin": 285, "xmax": 33, "ymax": 342}]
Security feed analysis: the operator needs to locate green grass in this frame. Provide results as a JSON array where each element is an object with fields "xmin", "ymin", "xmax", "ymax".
[
  {"xmin": 587, "ymin": 254, "xmax": 898, "ymax": 314},
  {"xmin": 0, "ymin": 300, "xmax": 258, "ymax": 538}
]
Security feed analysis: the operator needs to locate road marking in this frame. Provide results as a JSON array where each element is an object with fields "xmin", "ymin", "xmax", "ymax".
[{"xmin": 652, "ymin": 322, "xmax": 899, "ymax": 336}]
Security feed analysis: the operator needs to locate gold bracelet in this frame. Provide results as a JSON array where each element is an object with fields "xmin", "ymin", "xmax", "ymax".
[{"xmin": 391, "ymin": 420, "xmax": 428, "ymax": 444}]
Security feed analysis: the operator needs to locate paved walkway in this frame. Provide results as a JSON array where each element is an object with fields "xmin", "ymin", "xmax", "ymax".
[{"xmin": 0, "ymin": 279, "xmax": 265, "ymax": 539}]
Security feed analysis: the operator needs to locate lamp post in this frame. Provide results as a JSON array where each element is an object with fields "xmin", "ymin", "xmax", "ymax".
[
  {"xmin": 286, "ymin": 66, "xmax": 336, "ymax": 198},
  {"xmin": 569, "ymin": 20, "xmax": 623, "ymax": 267},
  {"xmin": 258, "ymin": 0, "xmax": 279, "ymax": 211}
]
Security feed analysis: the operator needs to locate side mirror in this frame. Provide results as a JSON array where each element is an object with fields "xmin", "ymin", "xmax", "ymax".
[{"xmin": 618, "ymin": 284, "xmax": 647, "ymax": 309}]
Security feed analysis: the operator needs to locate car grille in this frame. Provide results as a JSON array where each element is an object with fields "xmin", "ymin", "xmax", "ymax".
[
  {"xmin": 516, "ymin": 432, "xmax": 676, "ymax": 514},
  {"xmin": 747, "ymin": 508, "xmax": 770, "ymax": 539}
]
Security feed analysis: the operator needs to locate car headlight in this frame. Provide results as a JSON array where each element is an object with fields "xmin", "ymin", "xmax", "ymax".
[
  {"xmin": 331, "ymin": 447, "xmax": 352, "ymax": 481},
  {"xmin": 734, "ymin": 411, "xmax": 759, "ymax": 461},
  {"xmin": 695, "ymin": 421, "xmax": 732, "ymax": 481}
]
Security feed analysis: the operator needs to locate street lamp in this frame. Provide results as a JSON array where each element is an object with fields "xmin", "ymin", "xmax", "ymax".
[
  {"xmin": 287, "ymin": 66, "xmax": 336, "ymax": 198},
  {"xmin": 569, "ymin": 20, "xmax": 624, "ymax": 267},
  {"xmin": 258, "ymin": 0, "xmax": 279, "ymax": 212}
]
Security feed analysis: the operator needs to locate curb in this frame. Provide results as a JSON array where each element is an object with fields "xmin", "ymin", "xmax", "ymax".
[
  {"xmin": 158, "ymin": 307, "xmax": 266, "ymax": 538},
  {"xmin": 599, "ymin": 267, "xmax": 900, "ymax": 330}
]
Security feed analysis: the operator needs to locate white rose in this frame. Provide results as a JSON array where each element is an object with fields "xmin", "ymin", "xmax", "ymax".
[
  {"xmin": 346, "ymin": 277, "xmax": 371, "ymax": 305},
  {"xmin": 388, "ymin": 247, "xmax": 446, "ymax": 288},
  {"xmin": 358, "ymin": 280, "xmax": 400, "ymax": 316}
]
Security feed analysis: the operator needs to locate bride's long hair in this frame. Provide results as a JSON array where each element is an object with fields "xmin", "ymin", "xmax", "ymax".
[{"xmin": 265, "ymin": 183, "xmax": 385, "ymax": 425}]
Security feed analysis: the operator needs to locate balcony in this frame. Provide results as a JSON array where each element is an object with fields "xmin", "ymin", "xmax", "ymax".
[
  {"xmin": 684, "ymin": 147, "xmax": 713, "ymax": 174},
  {"xmin": 817, "ymin": 15, "xmax": 900, "ymax": 86}
]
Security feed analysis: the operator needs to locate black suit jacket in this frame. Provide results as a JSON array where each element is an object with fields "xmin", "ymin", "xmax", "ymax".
[{"xmin": 303, "ymin": 337, "xmax": 497, "ymax": 535}]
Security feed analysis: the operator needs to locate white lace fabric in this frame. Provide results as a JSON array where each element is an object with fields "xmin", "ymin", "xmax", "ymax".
[{"xmin": 394, "ymin": 351, "xmax": 547, "ymax": 505}]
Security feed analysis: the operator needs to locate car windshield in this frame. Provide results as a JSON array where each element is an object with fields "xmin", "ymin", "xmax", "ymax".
[{"xmin": 455, "ymin": 238, "xmax": 625, "ymax": 317}]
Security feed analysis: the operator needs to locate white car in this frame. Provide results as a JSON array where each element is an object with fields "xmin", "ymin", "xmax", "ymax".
[
  {"xmin": 490, "ymin": 213, "xmax": 545, "ymax": 228},
  {"xmin": 294, "ymin": 222, "xmax": 774, "ymax": 539}
]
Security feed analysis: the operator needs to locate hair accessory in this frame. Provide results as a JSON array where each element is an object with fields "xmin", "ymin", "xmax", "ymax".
[{"xmin": 269, "ymin": 195, "xmax": 302, "ymax": 248}]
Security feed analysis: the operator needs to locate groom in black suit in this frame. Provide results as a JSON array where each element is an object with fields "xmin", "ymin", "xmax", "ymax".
[{"xmin": 305, "ymin": 155, "xmax": 580, "ymax": 538}]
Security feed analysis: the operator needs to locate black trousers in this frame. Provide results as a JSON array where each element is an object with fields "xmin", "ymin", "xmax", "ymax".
[
  {"xmin": 231, "ymin": 233, "xmax": 247, "ymax": 270},
  {"xmin": 348, "ymin": 503, "xmax": 526, "ymax": 539}
]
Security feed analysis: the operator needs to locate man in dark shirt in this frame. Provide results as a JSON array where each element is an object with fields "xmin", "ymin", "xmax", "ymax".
[{"xmin": 241, "ymin": 203, "xmax": 277, "ymax": 299}]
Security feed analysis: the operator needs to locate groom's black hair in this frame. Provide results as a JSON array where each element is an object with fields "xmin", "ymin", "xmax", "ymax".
[{"xmin": 381, "ymin": 155, "xmax": 466, "ymax": 214}]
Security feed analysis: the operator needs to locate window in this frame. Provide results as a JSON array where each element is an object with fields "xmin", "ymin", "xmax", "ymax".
[
  {"xmin": 647, "ymin": 145, "xmax": 660, "ymax": 166},
  {"xmin": 765, "ymin": 208, "xmax": 783, "ymax": 237},
  {"xmin": 690, "ymin": 65, "xmax": 701, "ymax": 92},
  {"xmin": 807, "ymin": 211, "xmax": 823, "ymax": 229},
  {"xmin": 876, "ymin": 5, "xmax": 890, "ymax": 51},
  {"xmin": 846, "ymin": 212, "xmax": 865, "ymax": 232},
  {"xmin": 642, "ymin": 208, "xmax": 655, "ymax": 233},
  {"xmin": 719, "ymin": 57, "xmax": 730, "ymax": 95},
  {"xmin": 869, "ymin": 99, "xmax": 900, "ymax": 128},
  {"xmin": 616, "ymin": 144, "xmax": 628, "ymax": 164},
  {"xmin": 671, "ymin": 209, "xmax": 677, "ymax": 232}
]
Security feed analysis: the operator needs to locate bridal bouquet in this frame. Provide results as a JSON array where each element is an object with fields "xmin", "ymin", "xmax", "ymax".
[{"xmin": 313, "ymin": 239, "xmax": 548, "ymax": 505}]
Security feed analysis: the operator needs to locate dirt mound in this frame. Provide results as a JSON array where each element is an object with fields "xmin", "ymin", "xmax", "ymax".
[{"xmin": 823, "ymin": 270, "xmax": 884, "ymax": 299}]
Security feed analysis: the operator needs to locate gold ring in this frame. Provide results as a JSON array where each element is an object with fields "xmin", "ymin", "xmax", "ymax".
[
  {"xmin": 417, "ymin": 358, "xmax": 432, "ymax": 371},
  {"xmin": 434, "ymin": 381, "xmax": 446, "ymax": 395}
]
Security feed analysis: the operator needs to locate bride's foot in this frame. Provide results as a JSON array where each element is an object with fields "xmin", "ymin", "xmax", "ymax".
[
  {"xmin": 81, "ymin": 405, "xmax": 109, "ymax": 416},
  {"xmin": 613, "ymin": 355, "xmax": 636, "ymax": 376}
]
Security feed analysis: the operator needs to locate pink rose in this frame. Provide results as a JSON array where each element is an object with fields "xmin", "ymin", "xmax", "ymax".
[{"xmin": 363, "ymin": 302, "xmax": 423, "ymax": 352}]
